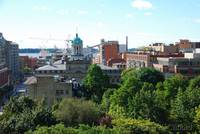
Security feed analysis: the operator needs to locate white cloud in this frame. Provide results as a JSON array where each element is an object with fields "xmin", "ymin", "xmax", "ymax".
[
  {"xmin": 131, "ymin": 0, "xmax": 153, "ymax": 10},
  {"xmin": 125, "ymin": 13, "xmax": 134, "ymax": 19},
  {"xmin": 33, "ymin": 6, "xmax": 50, "ymax": 12},
  {"xmin": 77, "ymin": 10, "xmax": 88, "ymax": 15},
  {"xmin": 144, "ymin": 12, "xmax": 152, "ymax": 16},
  {"xmin": 56, "ymin": 9, "xmax": 69, "ymax": 15}
]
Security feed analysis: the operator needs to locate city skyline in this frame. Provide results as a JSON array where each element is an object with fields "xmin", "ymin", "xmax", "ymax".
[{"xmin": 0, "ymin": 0, "xmax": 200, "ymax": 48}]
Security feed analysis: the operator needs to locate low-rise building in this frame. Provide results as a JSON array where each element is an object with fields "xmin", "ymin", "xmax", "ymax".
[
  {"xmin": 98, "ymin": 64, "xmax": 121, "ymax": 85},
  {"xmin": 153, "ymin": 57, "xmax": 200, "ymax": 77},
  {"xmin": 122, "ymin": 52, "xmax": 184, "ymax": 69},
  {"xmin": 25, "ymin": 76, "xmax": 72, "ymax": 106},
  {"xmin": 148, "ymin": 43, "xmax": 179, "ymax": 54},
  {"xmin": 20, "ymin": 56, "xmax": 37, "ymax": 70},
  {"xmin": 176, "ymin": 39, "xmax": 200, "ymax": 52}
]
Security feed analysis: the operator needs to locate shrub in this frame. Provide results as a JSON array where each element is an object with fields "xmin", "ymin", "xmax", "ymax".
[{"xmin": 53, "ymin": 98, "xmax": 103, "ymax": 127}]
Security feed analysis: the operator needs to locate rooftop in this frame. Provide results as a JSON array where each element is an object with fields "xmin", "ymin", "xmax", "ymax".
[
  {"xmin": 24, "ymin": 76, "xmax": 37, "ymax": 85},
  {"xmin": 36, "ymin": 64, "xmax": 66, "ymax": 71},
  {"xmin": 97, "ymin": 64, "xmax": 119, "ymax": 70}
]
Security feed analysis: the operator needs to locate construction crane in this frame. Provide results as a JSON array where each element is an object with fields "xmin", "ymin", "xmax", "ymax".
[{"xmin": 29, "ymin": 34, "xmax": 73, "ymax": 55}]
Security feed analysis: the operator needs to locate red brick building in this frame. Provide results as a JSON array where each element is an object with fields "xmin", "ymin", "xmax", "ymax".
[
  {"xmin": 20, "ymin": 56, "xmax": 37, "ymax": 70},
  {"xmin": 122, "ymin": 52, "xmax": 184, "ymax": 68},
  {"xmin": 99, "ymin": 41, "xmax": 121, "ymax": 65},
  {"xmin": 107, "ymin": 58, "xmax": 126, "ymax": 67}
]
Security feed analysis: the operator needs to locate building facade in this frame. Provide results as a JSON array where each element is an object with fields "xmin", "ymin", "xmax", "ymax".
[
  {"xmin": 20, "ymin": 56, "xmax": 37, "ymax": 70},
  {"xmin": 148, "ymin": 43, "xmax": 179, "ymax": 54},
  {"xmin": 176, "ymin": 39, "xmax": 200, "ymax": 52},
  {"xmin": 98, "ymin": 64, "xmax": 121, "ymax": 85},
  {"xmin": 153, "ymin": 57, "xmax": 200, "ymax": 77},
  {"xmin": 99, "ymin": 40, "xmax": 120, "ymax": 65},
  {"xmin": 5, "ymin": 41, "xmax": 20, "ymax": 83},
  {"xmin": 25, "ymin": 76, "xmax": 72, "ymax": 106},
  {"xmin": 65, "ymin": 33, "xmax": 91, "ymax": 83},
  {"xmin": 0, "ymin": 33, "xmax": 9, "ymax": 88}
]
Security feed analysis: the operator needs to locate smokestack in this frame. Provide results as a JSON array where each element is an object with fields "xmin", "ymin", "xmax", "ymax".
[{"xmin": 126, "ymin": 36, "xmax": 128, "ymax": 52}]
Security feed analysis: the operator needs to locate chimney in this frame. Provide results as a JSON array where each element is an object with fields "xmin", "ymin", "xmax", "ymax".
[{"xmin": 126, "ymin": 36, "xmax": 128, "ymax": 52}]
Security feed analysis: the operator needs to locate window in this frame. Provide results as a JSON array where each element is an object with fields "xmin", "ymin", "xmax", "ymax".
[{"xmin": 56, "ymin": 90, "xmax": 64, "ymax": 96}]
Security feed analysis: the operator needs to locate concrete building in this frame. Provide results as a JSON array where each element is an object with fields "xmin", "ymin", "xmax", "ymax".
[
  {"xmin": 148, "ymin": 43, "xmax": 179, "ymax": 54},
  {"xmin": 65, "ymin": 33, "xmax": 91, "ymax": 83},
  {"xmin": 98, "ymin": 64, "xmax": 121, "ymax": 85},
  {"xmin": 25, "ymin": 76, "xmax": 72, "ymax": 106},
  {"xmin": 28, "ymin": 59, "xmax": 71, "ymax": 105},
  {"xmin": 5, "ymin": 41, "xmax": 20, "ymax": 83},
  {"xmin": 153, "ymin": 56, "xmax": 200, "ymax": 77},
  {"xmin": 122, "ymin": 52, "xmax": 184, "ymax": 69},
  {"xmin": 26, "ymin": 33, "xmax": 91, "ymax": 105},
  {"xmin": 0, "ymin": 33, "xmax": 9, "ymax": 88}
]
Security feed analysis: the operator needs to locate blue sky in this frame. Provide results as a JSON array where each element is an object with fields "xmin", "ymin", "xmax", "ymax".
[{"xmin": 0, "ymin": 0, "xmax": 200, "ymax": 48}]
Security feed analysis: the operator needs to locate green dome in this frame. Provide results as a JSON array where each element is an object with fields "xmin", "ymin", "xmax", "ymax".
[{"xmin": 72, "ymin": 33, "xmax": 83, "ymax": 46}]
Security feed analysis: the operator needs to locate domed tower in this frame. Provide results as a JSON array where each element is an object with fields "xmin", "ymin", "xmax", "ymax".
[{"xmin": 72, "ymin": 33, "xmax": 83, "ymax": 56}]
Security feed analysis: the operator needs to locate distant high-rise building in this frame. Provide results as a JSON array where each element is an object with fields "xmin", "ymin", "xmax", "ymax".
[
  {"xmin": 5, "ymin": 41, "xmax": 20, "ymax": 83},
  {"xmin": 0, "ymin": 33, "xmax": 9, "ymax": 88}
]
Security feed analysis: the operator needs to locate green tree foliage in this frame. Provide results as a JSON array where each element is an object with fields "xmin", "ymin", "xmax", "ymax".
[
  {"xmin": 53, "ymin": 98, "xmax": 102, "ymax": 127},
  {"xmin": 170, "ymin": 87, "xmax": 200, "ymax": 132},
  {"xmin": 101, "ymin": 88, "xmax": 115, "ymax": 112},
  {"xmin": 109, "ymin": 68, "xmax": 165, "ymax": 123},
  {"xmin": 27, "ymin": 118, "xmax": 170, "ymax": 134},
  {"xmin": 194, "ymin": 106, "xmax": 200, "ymax": 132},
  {"xmin": 26, "ymin": 123, "xmax": 124, "ymax": 134},
  {"xmin": 164, "ymin": 74, "xmax": 188, "ymax": 99},
  {"xmin": 26, "ymin": 124, "xmax": 77, "ymax": 134},
  {"xmin": 83, "ymin": 64, "xmax": 110, "ymax": 103},
  {"xmin": 0, "ymin": 96, "xmax": 56, "ymax": 134},
  {"xmin": 189, "ymin": 75, "xmax": 200, "ymax": 90},
  {"xmin": 23, "ymin": 66, "xmax": 32, "ymax": 74},
  {"xmin": 112, "ymin": 118, "xmax": 170, "ymax": 134},
  {"xmin": 121, "ymin": 68, "xmax": 164, "ymax": 86},
  {"xmin": 128, "ymin": 88, "xmax": 168, "ymax": 124},
  {"xmin": 134, "ymin": 68, "xmax": 164, "ymax": 85}
]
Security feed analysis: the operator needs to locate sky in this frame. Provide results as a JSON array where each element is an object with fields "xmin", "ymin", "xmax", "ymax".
[{"xmin": 0, "ymin": 0, "xmax": 200, "ymax": 48}]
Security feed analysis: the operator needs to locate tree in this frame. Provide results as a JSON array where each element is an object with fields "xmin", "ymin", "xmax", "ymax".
[
  {"xmin": 26, "ymin": 124, "xmax": 77, "ymax": 134},
  {"xmin": 134, "ymin": 68, "xmax": 164, "ymax": 86},
  {"xmin": 189, "ymin": 76, "xmax": 200, "ymax": 90},
  {"xmin": 164, "ymin": 74, "xmax": 188, "ymax": 99},
  {"xmin": 169, "ymin": 88, "xmax": 200, "ymax": 132},
  {"xmin": 112, "ymin": 118, "xmax": 170, "ymax": 134},
  {"xmin": 0, "ymin": 96, "xmax": 56, "ymax": 134},
  {"xmin": 101, "ymin": 88, "xmax": 115, "ymax": 112},
  {"xmin": 53, "ymin": 98, "xmax": 102, "ymax": 127},
  {"xmin": 121, "ymin": 68, "xmax": 164, "ymax": 86},
  {"xmin": 194, "ymin": 106, "xmax": 200, "ymax": 132},
  {"xmin": 83, "ymin": 64, "xmax": 110, "ymax": 103}
]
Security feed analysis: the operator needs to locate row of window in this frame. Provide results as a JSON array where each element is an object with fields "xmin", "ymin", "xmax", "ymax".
[
  {"xmin": 37, "ymin": 70, "xmax": 65, "ymax": 74},
  {"xmin": 103, "ymin": 69, "xmax": 121, "ymax": 74},
  {"xmin": 56, "ymin": 89, "xmax": 69, "ymax": 96}
]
